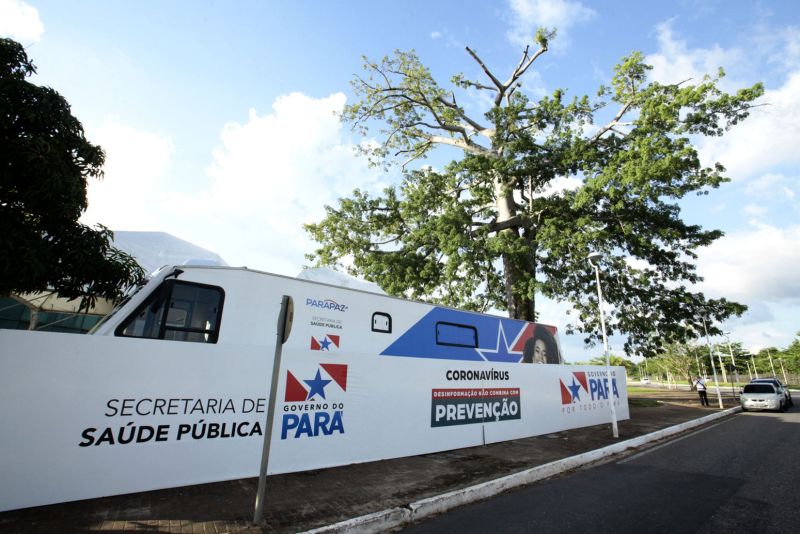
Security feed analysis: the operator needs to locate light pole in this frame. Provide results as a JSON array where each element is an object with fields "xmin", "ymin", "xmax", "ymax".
[
  {"xmin": 692, "ymin": 347, "xmax": 702, "ymax": 382},
  {"xmin": 587, "ymin": 252, "xmax": 619, "ymax": 438},
  {"xmin": 723, "ymin": 332, "xmax": 741, "ymax": 392},
  {"xmin": 766, "ymin": 349, "xmax": 777, "ymax": 377},
  {"xmin": 717, "ymin": 348, "xmax": 728, "ymax": 385},
  {"xmin": 779, "ymin": 358, "xmax": 789, "ymax": 384},
  {"xmin": 701, "ymin": 316, "xmax": 724, "ymax": 409},
  {"xmin": 751, "ymin": 354, "xmax": 759, "ymax": 379}
]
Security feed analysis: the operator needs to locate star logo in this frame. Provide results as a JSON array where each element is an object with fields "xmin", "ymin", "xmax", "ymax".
[
  {"xmin": 567, "ymin": 378, "xmax": 582, "ymax": 402},
  {"xmin": 284, "ymin": 364, "xmax": 348, "ymax": 402},
  {"xmin": 559, "ymin": 372, "xmax": 589, "ymax": 405},
  {"xmin": 304, "ymin": 370, "xmax": 332, "ymax": 400},
  {"xmin": 476, "ymin": 322, "xmax": 517, "ymax": 362},
  {"xmin": 310, "ymin": 334, "xmax": 340, "ymax": 351}
]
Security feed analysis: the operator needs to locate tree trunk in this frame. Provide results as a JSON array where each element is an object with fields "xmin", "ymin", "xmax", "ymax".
[
  {"xmin": 494, "ymin": 175, "xmax": 534, "ymax": 321},
  {"xmin": 501, "ymin": 254, "xmax": 534, "ymax": 321}
]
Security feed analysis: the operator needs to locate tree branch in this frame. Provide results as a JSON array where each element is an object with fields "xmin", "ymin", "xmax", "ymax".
[
  {"xmin": 465, "ymin": 46, "xmax": 504, "ymax": 93},
  {"xmin": 487, "ymin": 215, "xmax": 524, "ymax": 233},
  {"xmin": 428, "ymin": 134, "xmax": 493, "ymax": 155},
  {"xmin": 436, "ymin": 95, "xmax": 487, "ymax": 133},
  {"xmin": 589, "ymin": 100, "xmax": 633, "ymax": 144}
]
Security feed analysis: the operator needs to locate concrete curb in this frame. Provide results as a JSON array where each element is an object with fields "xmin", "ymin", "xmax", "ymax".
[
  {"xmin": 301, "ymin": 407, "xmax": 740, "ymax": 533},
  {"xmin": 303, "ymin": 507, "xmax": 411, "ymax": 534}
]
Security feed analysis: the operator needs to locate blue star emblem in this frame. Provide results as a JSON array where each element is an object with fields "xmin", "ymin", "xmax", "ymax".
[
  {"xmin": 476, "ymin": 321, "xmax": 521, "ymax": 362},
  {"xmin": 567, "ymin": 378, "xmax": 582, "ymax": 402},
  {"xmin": 304, "ymin": 370, "xmax": 332, "ymax": 400},
  {"xmin": 319, "ymin": 337, "xmax": 332, "ymax": 350}
]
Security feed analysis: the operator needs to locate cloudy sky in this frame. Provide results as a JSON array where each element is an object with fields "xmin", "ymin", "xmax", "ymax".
[{"xmin": 3, "ymin": 0, "xmax": 799, "ymax": 361}]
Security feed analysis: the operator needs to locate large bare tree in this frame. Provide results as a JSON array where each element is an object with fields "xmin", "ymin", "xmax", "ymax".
[{"xmin": 306, "ymin": 30, "xmax": 763, "ymax": 356}]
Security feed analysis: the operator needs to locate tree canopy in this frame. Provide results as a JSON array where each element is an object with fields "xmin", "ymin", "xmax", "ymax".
[
  {"xmin": 305, "ymin": 31, "xmax": 764, "ymax": 357},
  {"xmin": 0, "ymin": 38, "xmax": 144, "ymax": 307}
]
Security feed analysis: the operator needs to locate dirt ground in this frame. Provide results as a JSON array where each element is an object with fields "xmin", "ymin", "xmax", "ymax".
[{"xmin": 0, "ymin": 386, "xmax": 739, "ymax": 533}]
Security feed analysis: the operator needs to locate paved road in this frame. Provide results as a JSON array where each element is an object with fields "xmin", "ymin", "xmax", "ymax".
[{"xmin": 402, "ymin": 406, "xmax": 799, "ymax": 534}]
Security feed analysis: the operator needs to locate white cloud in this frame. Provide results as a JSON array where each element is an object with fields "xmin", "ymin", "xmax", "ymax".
[
  {"xmin": 744, "ymin": 173, "xmax": 800, "ymax": 207},
  {"xmin": 723, "ymin": 303, "xmax": 800, "ymax": 354},
  {"xmin": 81, "ymin": 118, "xmax": 175, "ymax": 231},
  {"xmin": 743, "ymin": 204, "xmax": 766, "ymax": 216},
  {"xmin": 698, "ymin": 72, "xmax": 800, "ymax": 180},
  {"xmin": 693, "ymin": 220, "xmax": 800, "ymax": 354},
  {"xmin": 646, "ymin": 21, "xmax": 800, "ymax": 182},
  {"xmin": 746, "ymin": 173, "xmax": 787, "ymax": 195},
  {"xmin": 646, "ymin": 19, "xmax": 744, "ymax": 87},
  {"xmin": 0, "ymin": 0, "xmax": 43, "ymax": 42},
  {"xmin": 81, "ymin": 93, "xmax": 384, "ymax": 277},
  {"xmin": 762, "ymin": 25, "xmax": 800, "ymax": 71},
  {"xmin": 430, "ymin": 31, "xmax": 442, "ymax": 39},
  {"xmin": 538, "ymin": 174, "xmax": 582, "ymax": 196},
  {"xmin": 506, "ymin": 0, "xmax": 595, "ymax": 49},
  {"xmin": 164, "ymin": 95, "xmax": 393, "ymax": 278},
  {"xmin": 197, "ymin": 92, "xmax": 385, "ymax": 274},
  {"xmin": 781, "ymin": 26, "xmax": 800, "ymax": 69},
  {"xmin": 696, "ymin": 222, "xmax": 800, "ymax": 304}
]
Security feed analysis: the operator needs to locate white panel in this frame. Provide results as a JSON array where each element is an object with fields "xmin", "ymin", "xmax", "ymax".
[{"xmin": 1, "ymin": 275, "xmax": 630, "ymax": 512}]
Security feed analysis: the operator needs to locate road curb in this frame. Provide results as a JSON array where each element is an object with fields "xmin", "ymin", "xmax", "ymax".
[
  {"xmin": 301, "ymin": 406, "xmax": 740, "ymax": 533},
  {"xmin": 303, "ymin": 507, "xmax": 411, "ymax": 534}
]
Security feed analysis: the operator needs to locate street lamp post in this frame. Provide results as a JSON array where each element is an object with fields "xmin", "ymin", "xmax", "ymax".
[
  {"xmin": 689, "ymin": 346, "xmax": 702, "ymax": 382},
  {"xmin": 723, "ymin": 333, "xmax": 740, "ymax": 386},
  {"xmin": 717, "ymin": 349, "xmax": 728, "ymax": 385},
  {"xmin": 723, "ymin": 332, "xmax": 741, "ymax": 394},
  {"xmin": 767, "ymin": 349, "xmax": 777, "ymax": 377},
  {"xmin": 751, "ymin": 354, "xmax": 759, "ymax": 379},
  {"xmin": 779, "ymin": 358, "xmax": 788, "ymax": 385},
  {"xmin": 701, "ymin": 316, "xmax": 724, "ymax": 409},
  {"xmin": 587, "ymin": 252, "xmax": 619, "ymax": 439}
]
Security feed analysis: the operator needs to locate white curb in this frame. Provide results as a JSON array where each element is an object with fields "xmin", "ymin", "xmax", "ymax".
[
  {"xmin": 300, "ymin": 406, "xmax": 740, "ymax": 533},
  {"xmin": 301, "ymin": 506, "xmax": 411, "ymax": 534}
]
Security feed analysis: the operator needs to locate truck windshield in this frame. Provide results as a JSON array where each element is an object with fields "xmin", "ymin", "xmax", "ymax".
[{"xmin": 87, "ymin": 284, "xmax": 144, "ymax": 334}]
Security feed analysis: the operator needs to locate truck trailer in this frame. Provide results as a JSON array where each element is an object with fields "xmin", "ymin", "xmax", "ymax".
[{"xmin": 0, "ymin": 265, "xmax": 628, "ymax": 511}]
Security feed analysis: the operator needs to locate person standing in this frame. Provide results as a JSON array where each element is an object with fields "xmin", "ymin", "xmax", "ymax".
[{"xmin": 694, "ymin": 376, "xmax": 709, "ymax": 406}]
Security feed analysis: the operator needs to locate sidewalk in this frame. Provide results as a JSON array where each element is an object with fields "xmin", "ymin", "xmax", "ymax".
[{"xmin": 0, "ymin": 388, "xmax": 739, "ymax": 533}]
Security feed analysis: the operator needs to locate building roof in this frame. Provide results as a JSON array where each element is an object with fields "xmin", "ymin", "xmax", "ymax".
[{"xmin": 112, "ymin": 231, "xmax": 228, "ymax": 275}]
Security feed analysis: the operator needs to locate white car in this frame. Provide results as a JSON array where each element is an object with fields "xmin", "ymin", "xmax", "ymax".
[
  {"xmin": 749, "ymin": 378, "xmax": 793, "ymax": 407},
  {"xmin": 740, "ymin": 383, "xmax": 785, "ymax": 412}
]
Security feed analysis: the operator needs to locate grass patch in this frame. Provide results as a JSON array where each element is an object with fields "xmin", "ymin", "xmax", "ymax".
[
  {"xmin": 626, "ymin": 386, "xmax": 667, "ymax": 393},
  {"xmin": 628, "ymin": 398, "xmax": 662, "ymax": 408}
]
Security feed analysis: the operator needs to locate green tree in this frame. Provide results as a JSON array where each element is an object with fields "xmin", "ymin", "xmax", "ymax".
[
  {"xmin": 305, "ymin": 31, "xmax": 763, "ymax": 357},
  {"xmin": 0, "ymin": 38, "xmax": 144, "ymax": 307},
  {"xmin": 654, "ymin": 343, "xmax": 700, "ymax": 385},
  {"xmin": 781, "ymin": 332, "xmax": 800, "ymax": 378},
  {"xmin": 587, "ymin": 354, "xmax": 636, "ymax": 374}
]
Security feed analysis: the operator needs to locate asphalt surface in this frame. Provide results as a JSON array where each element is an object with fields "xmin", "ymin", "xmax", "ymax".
[
  {"xmin": 402, "ymin": 405, "xmax": 800, "ymax": 534},
  {"xmin": 0, "ymin": 387, "xmax": 740, "ymax": 533}
]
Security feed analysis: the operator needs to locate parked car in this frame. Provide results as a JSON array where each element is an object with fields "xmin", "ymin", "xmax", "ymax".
[
  {"xmin": 640, "ymin": 377, "xmax": 651, "ymax": 384},
  {"xmin": 741, "ymin": 383, "xmax": 785, "ymax": 412},
  {"xmin": 750, "ymin": 378, "xmax": 793, "ymax": 407}
]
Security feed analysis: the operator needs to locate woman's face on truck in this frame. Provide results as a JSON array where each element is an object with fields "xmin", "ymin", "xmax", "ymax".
[{"xmin": 534, "ymin": 338, "xmax": 547, "ymax": 363}]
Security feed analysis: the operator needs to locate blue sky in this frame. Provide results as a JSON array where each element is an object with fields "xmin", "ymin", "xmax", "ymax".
[{"xmin": 3, "ymin": 0, "xmax": 799, "ymax": 361}]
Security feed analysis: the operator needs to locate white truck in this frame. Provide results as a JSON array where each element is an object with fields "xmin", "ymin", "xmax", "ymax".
[{"xmin": 0, "ymin": 265, "xmax": 628, "ymax": 511}]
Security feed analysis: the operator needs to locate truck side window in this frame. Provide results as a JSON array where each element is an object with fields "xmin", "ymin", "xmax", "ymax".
[
  {"xmin": 435, "ymin": 321, "xmax": 478, "ymax": 348},
  {"xmin": 116, "ymin": 281, "xmax": 224, "ymax": 343}
]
